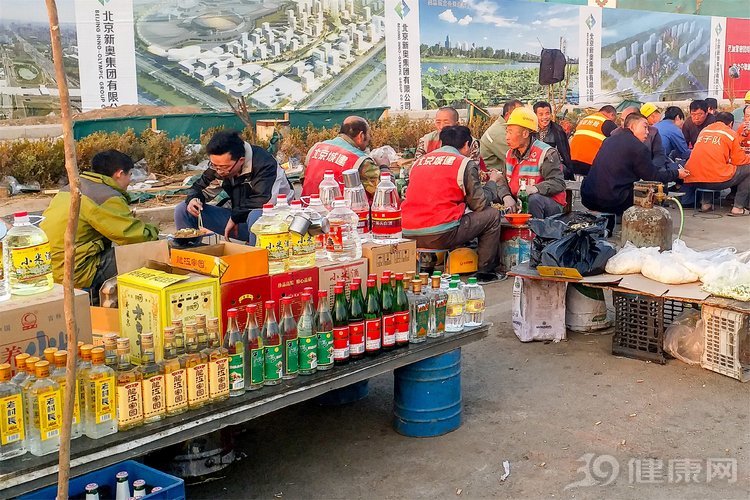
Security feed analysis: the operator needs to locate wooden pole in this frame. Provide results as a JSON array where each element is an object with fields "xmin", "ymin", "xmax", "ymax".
[{"xmin": 44, "ymin": 1, "xmax": 82, "ymax": 498}]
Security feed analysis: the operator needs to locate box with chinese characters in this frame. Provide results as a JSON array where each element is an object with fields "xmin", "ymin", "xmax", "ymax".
[
  {"xmin": 316, "ymin": 258, "xmax": 368, "ymax": 309},
  {"xmin": 170, "ymin": 243, "xmax": 268, "ymax": 284},
  {"xmin": 220, "ymin": 275, "xmax": 271, "ymax": 339},
  {"xmin": 269, "ymin": 268, "xmax": 319, "ymax": 321},
  {"xmin": 361, "ymin": 240, "xmax": 416, "ymax": 281}
]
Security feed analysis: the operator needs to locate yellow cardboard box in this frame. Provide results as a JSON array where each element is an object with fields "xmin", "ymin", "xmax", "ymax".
[{"xmin": 170, "ymin": 243, "xmax": 269, "ymax": 283}]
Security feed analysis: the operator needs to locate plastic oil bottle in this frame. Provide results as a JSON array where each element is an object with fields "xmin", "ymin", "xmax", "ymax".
[
  {"xmin": 463, "ymin": 277, "xmax": 486, "ymax": 327},
  {"xmin": 288, "ymin": 200, "xmax": 316, "ymax": 270},
  {"xmin": 308, "ymin": 194, "xmax": 329, "ymax": 261},
  {"xmin": 445, "ymin": 281, "xmax": 466, "ymax": 333},
  {"xmin": 4, "ymin": 211, "xmax": 54, "ymax": 295},
  {"xmin": 0, "ymin": 225, "xmax": 9, "ymax": 302},
  {"xmin": 251, "ymin": 204, "xmax": 290, "ymax": 274}
]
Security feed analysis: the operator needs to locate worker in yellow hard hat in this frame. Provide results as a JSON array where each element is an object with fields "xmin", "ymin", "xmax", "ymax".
[
  {"xmin": 640, "ymin": 103, "xmax": 662, "ymax": 125},
  {"xmin": 732, "ymin": 90, "xmax": 750, "ymax": 130},
  {"xmin": 496, "ymin": 107, "xmax": 567, "ymax": 218}
]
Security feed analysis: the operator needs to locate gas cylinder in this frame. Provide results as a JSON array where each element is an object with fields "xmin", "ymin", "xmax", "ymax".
[{"xmin": 621, "ymin": 181, "xmax": 672, "ymax": 251}]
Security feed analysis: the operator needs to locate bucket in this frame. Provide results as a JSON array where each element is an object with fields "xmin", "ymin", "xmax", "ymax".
[
  {"xmin": 393, "ymin": 349, "xmax": 462, "ymax": 437},
  {"xmin": 565, "ymin": 284, "xmax": 611, "ymax": 332},
  {"xmin": 316, "ymin": 380, "xmax": 370, "ymax": 406},
  {"xmin": 500, "ymin": 224, "xmax": 532, "ymax": 272}
]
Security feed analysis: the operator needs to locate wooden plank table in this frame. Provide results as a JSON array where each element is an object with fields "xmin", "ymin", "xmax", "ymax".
[{"xmin": 0, "ymin": 324, "xmax": 490, "ymax": 498}]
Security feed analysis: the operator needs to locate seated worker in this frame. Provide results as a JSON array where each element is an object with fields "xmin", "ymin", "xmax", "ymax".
[
  {"xmin": 613, "ymin": 104, "xmax": 667, "ymax": 168},
  {"xmin": 415, "ymin": 106, "xmax": 481, "ymax": 163},
  {"xmin": 533, "ymin": 100, "xmax": 573, "ymax": 180},
  {"xmin": 175, "ymin": 130, "xmax": 292, "ymax": 244},
  {"xmin": 684, "ymin": 112, "xmax": 750, "ymax": 216},
  {"xmin": 301, "ymin": 116, "xmax": 381, "ymax": 201},
  {"xmin": 496, "ymin": 107, "xmax": 566, "ymax": 219},
  {"xmin": 732, "ymin": 91, "xmax": 750, "ymax": 130},
  {"xmin": 737, "ymin": 105, "xmax": 750, "ymax": 152},
  {"xmin": 705, "ymin": 97, "xmax": 718, "ymax": 115},
  {"xmin": 581, "ymin": 113, "xmax": 687, "ymax": 216},
  {"xmin": 654, "ymin": 106, "xmax": 692, "ymax": 161},
  {"xmin": 480, "ymin": 99, "xmax": 523, "ymax": 172},
  {"xmin": 40, "ymin": 150, "xmax": 159, "ymax": 300},
  {"xmin": 569, "ymin": 105, "xmax": 618, "ymax": 176},
  {"xmin": 402, "ymin": 125, "xmax": 504, "ymax": 283},
  {"xmin": 683, "ymin": 99, "xmax": 716, "ymax": 149}
]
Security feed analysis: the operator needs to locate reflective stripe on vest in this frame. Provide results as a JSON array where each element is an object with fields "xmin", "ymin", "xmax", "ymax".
[
  {"xmin": 570, "ymin": 113, "xmax": 608, "ymax": 165},
  {"xmin": 302, "ymin": 138, "xmax": 368, "ymax": 197},
  {"xmin": 506, "ymin": 140, "xmax": 567, "ymax": 207}
]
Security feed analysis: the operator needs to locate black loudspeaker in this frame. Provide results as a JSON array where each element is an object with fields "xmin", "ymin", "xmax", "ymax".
[{"xmin": 539, "ymin": 48, "xmax": 566, "ymax": 85}]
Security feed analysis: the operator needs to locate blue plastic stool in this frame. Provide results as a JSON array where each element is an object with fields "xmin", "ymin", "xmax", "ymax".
[{"xmin": 694, "ymin": 189, "xmax": 723, "ymax": 212}]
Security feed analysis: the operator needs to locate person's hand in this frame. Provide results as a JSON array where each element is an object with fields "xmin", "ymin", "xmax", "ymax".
[
  {"xmin": 488, "ymin": 169, "xmax": 503, "ymax": 183},
  {"xmin": 678, "ymin": 168, "xmax": 690, "ymax": 180},
  {"xmin": 502, "ymin": 195, "xmax": 517, "ymax": 211},
  {"xmin": 187, "ymin": 198, "xmax": 203, "ymax": 217},
  {"xmin": 526, "ymin": 185, "xmax": 539, "ymax": 195},
  {"xmin": 224, "ymin": 218, "xmax": 239, "ymax": 241}
]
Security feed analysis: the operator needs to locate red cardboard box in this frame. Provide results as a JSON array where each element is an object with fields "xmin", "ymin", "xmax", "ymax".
[
  {"xmin": 220, "ymin": 275, "xmax": 271, "ymax": 334},
  {"xmin": 269, "ymin": 268, "xmax": 319, "ymax": 320}
]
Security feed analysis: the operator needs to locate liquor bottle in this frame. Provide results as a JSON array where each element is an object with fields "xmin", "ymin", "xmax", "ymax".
[
  {"xmin": 85, "ymin": 483, "xmax": 100, "ymax": 500},
  {"xmin": 380, "ymin": 274, "xmax": 396, "ymax": 351},
  {"xmin": 195, "ymin": 314, "xmax": 209, "ymax": 350},
  {"xmin": 315, "ymin": 290, "xmax": 334, "ymax": 371},
  {"xmin": 262, "ymin": 301, "xmax": 283, "ymax": 386},
  {"xmin": 160, "ymin": 327, "xmax": 188, "ymax": 416},
  {"xmin": 4, "ymin": 211, "xmax": 54, "ymax": 295},
  {"xmin": 115, "ymin": 470, "xmax": 130, "ymax": 500},
  {"xmin": 297, "ymin": 292, "xmax": 318, "ymax": 375},
  {"xmin": 445, "ymin": 281, "xmax": 466, "ymax": 333},
  {"xmin": 11, "ymin": 353, "xmax": 30, "ymax": 385},
  {"xmin": 371, "ymin": 173, "xmax": 402, "ymax": 243},
  {"xmin": 342, "ymin": 168, "xmax": 371, "ymax": 242},
  {"xmin": 204, "ymin": 317, "xmax": 230, "ymax": 403},
  {"xmin": 394, "ymin": 273, "xmax": 410, "ymax": 348},
  {"xmin": 115, "ymin": 338, "xmax": 143, "ymax": 431},
  {"xmin": 244, "ymin": 304, "xmax": 264, "ymax": 391},
  {"xmin": 19, "ymin": 356, "xmax": 40, "ymax": 392},
  {"xmin": 463, "ymin": 277, "xmax": 486, "ymax": 327},
  {"xmin": 280, "ymin": 297, "xmax": 299, "ymax": 380},
  {"xmin": 25, "ymin": 360, "xmax": 61, "ymax": 456},
  {"xmin": 182, "ymin": 322, "xmax": 210, "ymax": 409},
  {"xmin": 83, "ymin": 347, "xmax": 117, "ymax": 439},
  {"xmin": 419, "ymin": 272, "xmax": 429, "ymax": 290},
  {"xmin": 518, "ymin": 179, "xmax": 529, "ymax": 214},
  {"xmin": 172, "ymin": 320, "xmax": 185, "ymax": 355},
  {"xmin": 308, "ymin": 194, "xmax": 329, "ymax": 261},
  {"xmin": 138, "ymin": 333, "xmax": 165, "ymax": 423},
  {"xmin": 325, "ymin": 198, "xmax": 362, "ymax": 262},
  {"xmin": 0, "ymin": 363, "xmax": 26, "ymax": 460},
  {"xmin": 408, "ymin": 280, "xmax": 429, "ymax": 343},
  {"xmin": 332, "ymin": 285, "xmax": 350, "ymax": 365},
  {"xmin": 364, "ymin": 278, "xmax": 382, "ymax": 356},
  {"xmin": 223, "ymin": 308, "xmax": 246, "ymax": 397},
  {"xmin": 132, "ymin": 479, "xmax": 146, "ymax": 498},
  {"xmin": 348, "ymin": 280, "xmax": 365, "ymax": 360},
  {"xmin": 51, "ymin": 350, "xmax": 82, "ymax": 438},
  {"xmin": 428, "ymin": 276, "xmax": 448, "ymax": 338},
  {"xmin": 103, "ymin": 333, "xmax": 118, "ymax": 369},
  {"xmin": 43, "ymin": 347, "xmax": 57, "ymax": 364},
  {"xmin": 319, "ymin": 169, "xmax": 342, "ymax": 210}
]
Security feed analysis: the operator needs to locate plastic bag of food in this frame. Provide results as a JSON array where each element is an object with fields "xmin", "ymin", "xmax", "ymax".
[
  {"xmin": 671, "ymin": 239, "xmax": 736, "ymax": 280},
  {"xmin": 701, "ymin": 260, "xmax": 750, "ymax": 301},
  {"xmin": 664, "ymin": 309, "xmax": 703, "ymax": 365},
  {"xmin": 604, "ymin": 241, "xmax": 660, "ymax": 275},
  {"xmin": 369, "ymin": 146, "xmax": 398, "ymax": 167},
  {"xmin": 640, "ymin": 253, "xmax": 699, "ymax": 284}
]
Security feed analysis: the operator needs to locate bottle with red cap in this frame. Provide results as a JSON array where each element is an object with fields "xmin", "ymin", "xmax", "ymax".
[
  {"xmin": 319, "ymin": 170, "xmax": 342, "ymax": 210},
  {"xmin": 394, "ymin": 273, "xmax": 410, "ymax": 347},
  {"xmin": 315, "ymin": 290, "xmax": 334, "ymax": 370},
  {"xmin": 371, "ymin": 173, "xmax": 402, "ymax": 243},
  {"xmin": 348, "ymin": 279, "xmax": 365, "ymax": 360},
  {"xmin": 364, "ymin": 278, "xmax": 382, "ymax": 356},
  {"xmin": 244, "ymin": 304, "xmax": 264, "ymax": 391},
  {"xmin": 261, "ymin": 301, "xmax": 283, "ymax": 385},
  {"xmin": 325, "ymin": 198, "xmax": 361, "ymax": 262},
  {"xmin": 280, "ymin": 297, "xmax": 299, "ymax": 380},
  {"xmin": 4, "ymin": 211, "xmax": 54, "ymax": 295},
  {"xmin": 380, "ymin": 273, "xmax": 396, "ymax": 351},
  {"xmin": 332, "ymin": 285, "xmax": 350, "ymax": 365},
  {"xmin": 251, "ymin": 204, "xmax": 290, "ymax": 275}
]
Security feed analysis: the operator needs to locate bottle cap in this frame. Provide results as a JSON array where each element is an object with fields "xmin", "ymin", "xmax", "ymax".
[
  {"xmin": 412, "ymin": 280, "xmax": 422, "ymax": 293},
  {"xmin": 431, "ymin": 276, "xmax": 441, "ymax": 288},
  {"xmin": 304, "ymin": 287, "xmax": 314, "ymax": 294},
  {"xmin": 433, "ymin": 271, "xmax": 442, "ymax": 277},
  {"xmin": 301, "ymin": 292, "xmax": 312, "ymax": 301},
  {"xmin": 43, "ymin": 347, "xmax": 57, "ymax": 363},
  {"xmin": 91, "ymin": 347, "xmax": 105, "ymax": 364},
  {"xmin": 103, "ymin": 333, "xmax": 118, "ymax": 348},
  {"xmin": 116, "ymin": 337, "xmax": 131, "ymax": 354},
  {"xmin": 163, "ymin": 327, "xmax": 176, "ymax": 340},
  {"xmin": 227, "ymin": 308, "xmax": 238, "ymax": 317},
  {"xmin": 207, "ymin": 317, "xmax": 219, "ymax": 328},
  {"xmin": 342, "ymin": 168, "xmax": 362, "ymax": 188},
  {"xmin": 334, "ymin": 285, "xmax": 344, "ymax": 294},
  {"xmin": 53, "ymin": 350, "xmax": 68, "ymax": 367},
  {"xmin": 291, "ymin": 200, "xmax": 303, "ymax": 208},
  {"xmin": 353, "ymin": 277, "xmax": 361, "ymax": 285},
  {"xmin": 85, "ymin": 484, "xmax": 98, "ymax": 493},
  {"xmin": 277, "ymin": 194, "xmax": 288, "ymax": 202},
  {"xmin": 419, "ymin": 272, "xmax": 429, "ymax": 284},
  {"xmin": 324, "ymin": 169, "xmax": 334, "ymax": 175},
  {"xmin": 449, "ymin": 281, "xmax": 458, "ymax": 289},
  {"xmin": 25, "ymin": 357, "xmax": 40, "ymax": 373},
  {"xmin": 350, "ymin": 281, "xmax": 360, "ymax": 290},
  {"xmin": 116, "ymin": 471, "xmax": 129, "ymax": 481},
  {"xmin": 13, "ymin": 211, "xmax": 29, "ymax": 223},
  {"xmin": 15, "ymin": 353, "xmax": 30, "ymax": 370},
  {"xmin": 310, "ymin": 194, "xmax": 320, "ymax": 200},
  {"xmin": 395, "ymin": 272, "xmax": 404, "ymax": 280},
  {"xmin": 133, "ymin": 479, "xmax": 146, "ymax": 489},
  {"xmin": 0, "ymin": 364, "xmax": 10, "ymax": 381},
  {"xmin": 80, "ymin": 344, "xmax": 94, "ymax": 361},
  {"xmin": 318, "ymin": 290, "xmax": 328, "ymax": 299},
  {"xmin": 151, "ymin": 487, "xmax": 163, "ymax": 492},
  {"xmin": 336, "ymin": 279, "xmax": 346, "ymax": 287},
  {"xmin": 262, "ymin": 204, "xmax": 274, "ymax": 213},
  {"xmin": 367, "ymin": 279, "xmax": 376, "ymax": 287},
  {"xmin": 380, "ymin": 173, "xmax": 390, "ymax": 180},
  {"xmin": 380, "ymin": 274, "xmax": 390, "ymax": 283},
  {"xmin": 281, "ymin": 296, "xmax": 292, "ymax": 305},
  {"xmin": 368, "ymin": 273, "xmax": 377, "ymax": 281},
  {"xmin": 383, "ymin": 270, "xmax": 391, "ymax": 277},
  {"xmin": 265, "ymin": 300, "xmax": 275, "ymax": 309},
  {"xmin": 468, "ymin": 277, "xmax": 478, "ymax": 285},
  {"xmin": 246, "ymin": 303, "xmax": 258, "ymax": 314},
  {"xmin": 141, "ymin": 333, "xmax": 154, "ymax": 348},
  {"xmin": 34, "ymin": 360, "xmax": 50, "ymax": 378}
]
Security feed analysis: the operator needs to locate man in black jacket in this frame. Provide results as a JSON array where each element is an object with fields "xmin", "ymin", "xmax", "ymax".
[
  {"xmin": 533, "ymin": 101, "xmax": 573, "ymax": 180},
  {"xmin": 175, "ymin": 130, "xmax": 292, "ymax": 243},
  {"xmin": 581, "ymin": 113, "xmax": 688, "ymax": 215}
]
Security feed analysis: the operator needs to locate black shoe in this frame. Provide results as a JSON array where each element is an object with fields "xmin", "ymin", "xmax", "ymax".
[{"xmin": 474, "ymin": 271, "xmax": 506, "ymax": 284}]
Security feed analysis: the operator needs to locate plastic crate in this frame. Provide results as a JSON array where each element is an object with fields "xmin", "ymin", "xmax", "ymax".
[
  {"xmin": 612, "ymin": 292, "xmax": 667, "ymax": 364},
  {"xmin": 701, "ymin": 306, "xmax": 750, "ymax": 382},
  {"xmin": 663, "ymin": 299, "xmax": 689, "ymax": 326},
  {"xmin": 18, "ymin": 460, "xmax": 185, "ymax": 500}
]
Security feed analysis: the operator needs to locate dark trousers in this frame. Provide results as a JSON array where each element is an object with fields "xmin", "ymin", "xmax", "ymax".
[
  {"xmin": 689, "ymin": 164, "xmax": 750, "ymax": 209},
  {"xmin": 571, "ymin": 160, "xmax": 592, "ymax": 176},
  {"xmin": 89, "ymin": 247, "xmax": 117, "ymax": 305},
  {"xmin": 412, "ymin": 208, "xmax": 501, "ymax": 273}
]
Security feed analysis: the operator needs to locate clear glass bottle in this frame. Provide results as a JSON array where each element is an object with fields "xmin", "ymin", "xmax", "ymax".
[
  {"xmin": 288, "ymin": 200, "xmax": 317, "ymax": 270},
  {"xmin": 115, "ymin": 470, "xmax": 130, "ymax": 500},
  {"xmin": 407, "ymin": 280, "xmax": 429, "ymax": 343},
  {"xmin": 297, "ymin": 292, "xmax": 318, "ymax": 375},
  {"xmin": 308, "ymin": 194, "xmax": 329, "ymax": 261},
  {"xmin": 342, "ymin": 168, "xmax": 371, "ymax": 242},
  {"xmin": 348, "ymin": 279, "xmax": 366, "ymax": 360},
  {"xmin": 11, "ymin": 353, "xmax": 30, "ymax": 386},
  {"xmin": 19, "ymin": 356, "xmax": 40, "ymax": 392},
  {"xmin": 428, "ymin": 276, "xmax": 448, "ymax": 338},
  {"xmin": 204, "ymin": 317, "xmax": 230, "ymax": 403},
  {"xmin": 160, "ymin": 327, "xmax": 188, "ymax": 416},
  {"xmin": 83, "ymin": 347, "xmax": 117, "ymax": 439},
  {"xmin": 0, "ymin": 362, "xmax": 26, "ymax": 460},
  {"xmin": 332, "ymin": 284, "xmax": 350, "ymax": 365},
  {"xmin": 244, "ymin": 304, "xmax": 264, "ymax": 391},
  {"xmin": 251, "ymin": 203, "xmax": 290, "ymax": 275},
  {"xmin": 380, "ymin": 274, "xmax": 396, "ymax": 350},
  {"xmin": 463, "ymin": 277, "xmax": 486, "ymax": 327},
  {"xmin": 85, "ymin": 483, "xmax": 100, "ymax": 500},
  {"xmin": 138, "ymin": 333, "xmax": 165, "ymax": 424},
  {"xmin": 394, "ymin": 273, "xmax": 410, "ymax": 348},
  {"xmin": 223, "ymin": 308, "xmax": 246, "ymax": 397},
  {"xmin": 280, "ymin": 297, "xmax": 299, "ymax": 380},
  {"xmin": 132, "ymin": 479, "xmax": 146, "ymax": 498},
  {"xmin": 315, "ymin": 290, "xmax": 334, "ymax": 371},
  {"xmin": 518, "ymin": 179, "xmax": 529, "ymax": 214},
  {"xmin": 172, "ymin": 319, "xmax": 185, "ymax": 356},
  {"xmin": 364, "ymin": 278, "xmax": 382, "ymax": 356},
  {"xmin": 262, "ymin": 301, "xmax": 283, "ymax": 386},
  {"xmin": 325, "ymin": 198, "xmax": 362, "ymax": 262},
  {"xmin": 318, "ymin": 169, "xmax": 342, "ymax": 210},
  {"xmin": 3, "ymin": 211, "xmax": 54, "ymax": 295},
  {"xmin": 182, "ymin": 322, "xmax": 210, "ymax": 409},
  {"xmin": 195, "ymin": 314, "xmax": 209, "ymax": 351},
  {"xmin": 103, "ymin": 333, "xmax": 119, "ymax": 369},
  {"xmin": 25, "ymin": 360, "xmax": 61, "ymax": 456},
  {"xmin": 115, "ymin": 338, "xmax": 143, "ymax": 431},
  {"xmin": 51, "ymin": 350, "xmax": 82, "ymax": 439},
  {"xmin": 371, "ymin": 173, "xmax": 402, "ymax": 243},
  {"xmin": 445, "ymin": 281, "xmax": 466, "ymax": 333}
]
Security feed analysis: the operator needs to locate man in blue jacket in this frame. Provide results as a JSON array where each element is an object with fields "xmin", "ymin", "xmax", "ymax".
[{"xmin": 655, "ymin": 106, "xmax": 691, "ymax": 161}]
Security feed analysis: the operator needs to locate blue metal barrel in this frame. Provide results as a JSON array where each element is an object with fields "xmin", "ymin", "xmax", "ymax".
[{"xmin": 393, "ymin": 348, "xmax": 462, "ymax": 437}]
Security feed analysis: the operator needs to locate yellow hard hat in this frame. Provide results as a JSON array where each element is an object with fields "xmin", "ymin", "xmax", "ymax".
[
  {"xmin": 745, "ymin": 90, "xmax": 750, "ymax": 102},
  {"xmin": 506, "ymin": 107, "xmax": 539, "ymax": 132},
  {"xmin": 640, "ymin": 102, "xmax": 659, "ymax": 117}
]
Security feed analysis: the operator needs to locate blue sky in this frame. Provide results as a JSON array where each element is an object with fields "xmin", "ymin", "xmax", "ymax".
[{"xmin": 601, "ymin": 8, "xmax": 709, "ymax": 45}]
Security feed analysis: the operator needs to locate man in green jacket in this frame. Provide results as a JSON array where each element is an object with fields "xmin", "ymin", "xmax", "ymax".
[{"xmin": 41, "ymin": 150, "xmax": 159, "ymax": 298}]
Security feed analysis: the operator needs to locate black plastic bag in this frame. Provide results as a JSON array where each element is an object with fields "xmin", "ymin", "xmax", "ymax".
[
  {"xmin": 540, "ymin": 228, "xmax": 617, "ymax": 276},
  {"xmin": 528, "ymin": 212, "xmax": 609, "ymax": 267}
]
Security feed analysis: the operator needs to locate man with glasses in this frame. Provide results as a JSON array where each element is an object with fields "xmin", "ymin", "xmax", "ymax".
[{"xmin": 175, "ymin": 130, "xmax": 292, "ymax": 243}]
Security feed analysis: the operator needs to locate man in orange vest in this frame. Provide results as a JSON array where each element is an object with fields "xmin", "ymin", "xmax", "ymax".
[
  {"xmin": 569, "ymin": 105, "xmax": 618, "ymax": 175},
  {"xmin": 402, "ymin": 125, "xmax": 504, "ymax": 283},
  {"xmin": 496, "ymin": 107, "xmax": 566, "ymax": 219},
  {"xmin": 302, "ymin": 116, "xmax": 382, "ymax": 201},
  {"xmin": 415, "ymin": 106, "xmax": 481, "ymax": 162}
]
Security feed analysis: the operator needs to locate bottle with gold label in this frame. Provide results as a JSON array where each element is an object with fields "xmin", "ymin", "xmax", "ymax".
[
  {"xmin": 203, "ymin": 317, "xmax": 229, "ymax": 403},
  {"xmin": 195, "ymin": 314, "xmax": 209, "ymax": 350},
  {"xmin": 103, "ymin": 333, "xmax": 119, "ymax": 369},
  {"xmin": 115, "ymin": 338, "xmax": 144, "ymax": 431},
  {"xmin": 0, "ymin": 363, "xmax": 26, "ymax": 460},
  {"xmin": 77, "ymin": 344, "xmax": 94, "ymax": 427},
  {"xmin": 172, "ymin": 320, "xmax": 185, "ymax": 356},
  {"xmin": 182, "ymin": 322, "xmax": 209, "ymax": 409},
  {"xmin": 83, "ymin": 348, "xmax": 117, "ymax": 439},
  {"xmin": 11, "ymin": 353, "xmax": 30, "ymax": 385},
  {"xmin": 42, "ymin": 347, "xmax": 57, "ymax": 364},
  {"xmin": 51, "ymin": 350, "xmax": 82, "ymax": 439},
  {"xmin": 160, "ymin": 327, "xmax": 188, "ymax": 416},
  {"xmin": 138, "ymin": 333, "xmax": 165, "ymax": 424},
  {"xmin": 25, "ymin": 360, "xmax": 61, "ymax": 456}
]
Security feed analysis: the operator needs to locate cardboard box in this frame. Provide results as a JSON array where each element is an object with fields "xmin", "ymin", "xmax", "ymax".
[
  {"xmin": 269, "ymin": 268, "xmax": 319, "ymax": 320},
  {"xmin": 220, "ymin": 275, "xmax": 271, "ymax": 333},
  {"xmin": 117, "ymin": 267, "xmax": 220, "ymax": 363},
  {"xmin": 317, "ymin": 258, "xmax": 368, "ymax": 309},
  {"xmin": 115, "ymin": 240, "xmax": 171, "ymax": 275},
  {"xmin": 361, "ymin": 240, "xmax": 416, "ymax": 280},
  {"xmin": 0, "ymin": 285, "xmax": 92, "ymax": 375},
  {"xmin": 89, "ymin": 306, "xmax": 120, "ymax": 345},
  {"xmin": 170, "ymin": 243, "xmax": 269, "ymax": 283}
]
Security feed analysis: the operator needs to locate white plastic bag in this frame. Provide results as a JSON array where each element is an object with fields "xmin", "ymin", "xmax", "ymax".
[
  {"xmin": 641, "ymin": 253, "xmax": 699, "ymax": 284},
  {"xmin": 604, "ymin": 241, "xmax": 659, "ymax": 274},
  {"xmin": 664, "ymin": 310, "xmax": 703, "ymax": 365},
  {"xmin": 701, "ymin": 260, "xmax": 750, "ymax": 301},
  {"xmin": 671, "ymin": 239, "xmax": 736, "ymax": 280},
  {"xmin": 369, "ymin": 146, "xmax": 398, "ymax": 167}
]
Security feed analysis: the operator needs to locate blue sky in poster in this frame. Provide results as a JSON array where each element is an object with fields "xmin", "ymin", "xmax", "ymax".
[
  {"xmin": 419, "ymin": 0, "xmax": 580, "ymax": 57},
  {"xmin": 601, "ymin": 8, "xmax": 708, "ymax": 45}
]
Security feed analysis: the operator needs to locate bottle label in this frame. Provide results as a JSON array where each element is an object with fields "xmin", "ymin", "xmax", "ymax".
[
  {"xmin": 285, "ymin": 339, "xmax": 299, "ymax": 375},
  {"xmin": 142, "ymin": 375, "xmax": 166, "ymax": 419},
  {"xmin": 58, "ymin": 380, "xmax": 81, "ymax": 425},
  {"xmin": 382, "ymin": 314, "xmax": 396, "ymax": 347},
  {"xmin": 317, "ymin": 330, "xmax": 334, "ymax": 366},
  {"xmin": 333, "ymin": 326, "xmax": 350, "ymax": 360},
  {"xmin": 325, "ymin": 225, "xmax": 345, "ymax": 252},
  {"xmin": 94, "ymin": 376, "xmax": 116, "ymax": 424},
  {"xmin": 447, "ymin": 304, "xmax": 464, "ymax": 317},
  {"xmin": 250, "ymin": 348, "xmax": 264, "ymax": 385},
  {"xmin": 354, "ymin": 210, "xmax": 370, "ymax": 234},
  {"xmin": 117, "ymin": 380, "xmax": 143, "ymax": 426},
  {"xmin": 349, "ymin": 321, "xmax": 365, "ymax": 355},
  {"xmin": 165, "ymin": 369, "xmax": 188, "ymax": 411},
  {"xmin": 10, "ymin": 242, "xmax": 52, "ymax": 283},
  {"xmin": 257, "ymin": 232, "xmax": 289, "ymax": 262},
  {"xmin": 371, "ymin": 209, "xmax": 402, "ymax": 236},
  {"xmin": 299, "ymin": 335, "xmax": 318, "ymax": 371},
  {"xmin": 229, "ymin": 353, "xmax": 245, "ymax": 391},
  {"xmin": 415, "ymin": 303, "xmax": 430, "ymax": 339},
  {"xmin": 209, "ymin": 358, "xmax": 230, "ymax": 398},
  {"xmin": 37, "ymin": 388, "xmax": 62, "ymax": 441},
  {"xmin": 395, "ymin": 311, "xmax": 410, "ymax": 342},
  {"xmin": 292, "ymin": 233, "xmax": 315, "ymax": 256},
  {"xmin": 187, "ymin": 363, "xmax": 210, "ymax": 404},
  {"xmin": 0, "ymin": 394, "xmax": 24, "ymax": 445},
  {"xmin": 365, "ymin": 318, "xmax": 382, "ymax": 351},
  {"xmin": 264, "ymin": 345, "xmax": 283, "ymax": 380},
  {"xmin": 434, "ymin": 298, "xmax": 447, "ymax": 333},
  {"xmin": 315, "ymin": 234, "xmax": 325, "ymax": 252},
  {"xmin": 466, "ymin": 299, "xmax": 485, "ymax": 313}
]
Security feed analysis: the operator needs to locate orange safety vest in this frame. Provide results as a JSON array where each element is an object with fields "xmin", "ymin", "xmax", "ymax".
[
  {"xmin": 570, "ymin": 112, "xmax": 609, "ymax": 166},
  {"xmin": 506, "ymin": 140, "xmax": 567, "ymax": 207},
  {"xmin": 302, "ymin": 137, "xmax": 369, "ymax": 197}
]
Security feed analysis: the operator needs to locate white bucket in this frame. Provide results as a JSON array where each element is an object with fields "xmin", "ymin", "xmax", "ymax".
[{"xmin": 565, "ymin": 284, "xmax": 611, "ymax": 332}]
